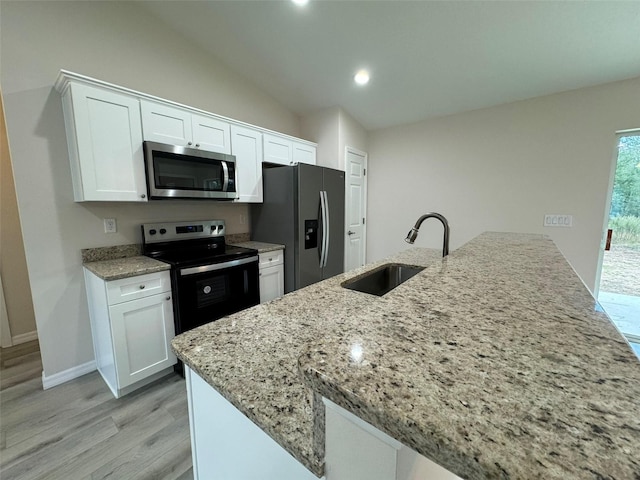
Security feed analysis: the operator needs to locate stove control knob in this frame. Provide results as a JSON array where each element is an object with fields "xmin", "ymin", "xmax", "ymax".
[
  {"xmin": 159, "ymin": 228, "xmax": 167, "ymax": 235},
  {"xmin": 149, "ymin": 229, "xmax": 157, "ymax": 235}
]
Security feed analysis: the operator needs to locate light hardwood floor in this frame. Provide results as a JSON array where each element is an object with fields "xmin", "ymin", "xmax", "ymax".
[
  {"xmin": 0, "ymin": 341, "xmax": 43, "ymax": 391},
  {"xmin": 0, "ymin": 346, "xmax": 193, "ymax": 480}
]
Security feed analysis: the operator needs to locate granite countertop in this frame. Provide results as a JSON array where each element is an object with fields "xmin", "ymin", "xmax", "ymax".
[
  {"xmin": 171, "ymin": 232, "xmax": 640, "ymax": 479},
  {"xmin": 80, "ymin": 236, "xmax": 274, "ymax": 280},
  {"xmin": 81, "ymin": 243, "xmax": 170, "ymax": 281},
  {"xmin": 83, "ymin": 256, "xmax": 170, "ymax": 281},
  {"xmin": 230, "ymin": 241, "xmax": 285, "ymax": 253}
]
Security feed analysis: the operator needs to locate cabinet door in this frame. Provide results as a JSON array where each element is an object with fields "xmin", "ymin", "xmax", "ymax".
[
  {"xmin": 231, "ymin": 125, "xmax": 263, "ymax": 203},
  {"xmin": 109, "ymin": 292, "xmax": 176, "ymax": 389},
  {"xmin": 140, "ymin": 100, "xmax": 193, "ymax": 146},
  {"xmin": 259, "ymin": 264, "xmax": 284, "ymax": 304},
  {"xmin": 263, "ymin": 134, "xmax": 293, "ymax": 165},
  {"xmin": 192, "ymin": 114, "xmax": 231, "ymax": 154},
  {"xmin": 64, "ymin": 83, "xmax": 147, "ymax": 201},
  {"xmin": 292, "ymin": 142, "xmax": 317, "ymax": 165}
]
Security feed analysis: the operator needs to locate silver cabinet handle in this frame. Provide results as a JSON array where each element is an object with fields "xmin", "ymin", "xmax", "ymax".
[
  {"xmin": 187, "ymin": 141, "xmax": 193, "ymax": 146},
  {"xmin": 348, "ymin": 230, "xmax": 355, "ymax": 235},
  {"xmin": 195, "ymin": 143, "xmax": 200, "ymax": 148},
  {"xmin": 139, "ymin": 285, "xmax": 145, "ymax": 289},
  {"xmin": 140, "ymin": 194, "xmax": 146, "ymax": 199}
]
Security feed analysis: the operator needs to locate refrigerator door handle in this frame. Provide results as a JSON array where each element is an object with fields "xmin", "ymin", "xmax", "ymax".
[
  {"xmin": 323, "ymin": 191, "xmax": 330, "ymax": 267},
  {"xmin": 319, "ymin": 190, "xmax": 327, "ymax": 268}
]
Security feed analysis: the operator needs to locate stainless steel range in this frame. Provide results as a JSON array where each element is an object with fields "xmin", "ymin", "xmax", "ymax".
[{"xmin": 142, "ymin": 220, "xmax": 259, "ymax": 338}]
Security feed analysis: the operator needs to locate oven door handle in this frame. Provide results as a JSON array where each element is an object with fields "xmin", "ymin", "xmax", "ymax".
[{"xmin": 179, "ymin": 256, "xmax": 258, "ymax": 276}]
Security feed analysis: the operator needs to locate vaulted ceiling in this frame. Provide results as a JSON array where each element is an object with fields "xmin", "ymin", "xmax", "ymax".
[{"xmin": 139, "ymin": 1, "xmax": 640, "ymax": 130}]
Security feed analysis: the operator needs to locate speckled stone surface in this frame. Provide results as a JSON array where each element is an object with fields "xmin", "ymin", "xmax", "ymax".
[
  {"xmin": 230, "ymin": 241, "xmax": 285, "ymax": 253},
  {"xmin": 81, "ymin": 244, "xmax": 142, "ymax": 263},
  {"xmin": 225, "ymin": 232, "xmax": 250, "ymax": 244},
  {"xmin": 83, "ymin": 256, "xmax": 170, "ymax": 281},
  {"xmin": 172, "ymin": 232, "xmax": 640, "ymax": 479}
]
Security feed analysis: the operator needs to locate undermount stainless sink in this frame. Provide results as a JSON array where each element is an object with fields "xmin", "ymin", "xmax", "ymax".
[{"xmin": 342, "ymin": 263, "xmax": 425, "ymax": 296}]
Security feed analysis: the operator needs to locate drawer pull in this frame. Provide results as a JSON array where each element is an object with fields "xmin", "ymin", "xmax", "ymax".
[
  {"xmin": 166, "ymin": 296, "xmax": 171, "ymax": 301},
  {"xmin": 139, "ymin": 285, "xmax": 145, "ymax": 290},
  {"xmin": 268, "ymin": 258, "xmax": 273, "ymax": 261}
]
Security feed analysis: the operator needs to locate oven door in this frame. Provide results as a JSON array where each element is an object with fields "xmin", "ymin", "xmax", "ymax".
[
  {"xmin": 144, "ymin": 141, "xmax": 237, "ymax": 200},
  {"xmin": 173, "ymin": 256, "xmax": 259, "ymax": 333}
]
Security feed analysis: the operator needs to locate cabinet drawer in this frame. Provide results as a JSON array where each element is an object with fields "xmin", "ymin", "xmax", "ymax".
[
  {"xmin": 259, "ymin": 250, "xmax": 284, "ymax": 269},
  {"xmin": 106, "ymin": 271, "xmax": 171, "ymax": 305}
]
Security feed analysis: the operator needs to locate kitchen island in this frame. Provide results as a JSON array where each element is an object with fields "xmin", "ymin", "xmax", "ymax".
[{"xmin": 172, "ymin": 232, "xmax": 640, "ymax": 479}]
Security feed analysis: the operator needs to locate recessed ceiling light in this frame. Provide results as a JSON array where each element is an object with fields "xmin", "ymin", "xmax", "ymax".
[
  {"xmin": 354, "ymin": 70, "xmax": 370, "ymax": 86},
  {"xmin": 291, "ymin": 0, "xmax": 309, "ymax": 6}
]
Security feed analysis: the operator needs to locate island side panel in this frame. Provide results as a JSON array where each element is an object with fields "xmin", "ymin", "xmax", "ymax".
[{"xmin": 185, "ymin": 366, "xmax": 321, "ymax": 480}]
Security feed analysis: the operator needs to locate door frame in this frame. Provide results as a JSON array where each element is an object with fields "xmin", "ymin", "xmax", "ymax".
[
  {"xmin": 0, "ymin": 276, "xmax": 12, "ymax": 348},
  {"xmin": 344, "ymin": 146, "xmax": 368, "ymax": 271},
  {"xmin": 594, "ymin": 128, "xmax": 640, "ymax": 298}
]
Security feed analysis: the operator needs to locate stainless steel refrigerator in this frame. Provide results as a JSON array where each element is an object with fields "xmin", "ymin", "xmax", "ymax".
[{"xmin": 251, "ymin": 163, "xmax": 345, "ymax": 293}]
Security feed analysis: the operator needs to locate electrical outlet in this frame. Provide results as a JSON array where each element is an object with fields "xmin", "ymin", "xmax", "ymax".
[
  {"xmin": 543, "ymin": 214, "xmax": 573, "ymax": 228},
  {"xmin": 103, "ymin": 218, "xmax": 117, "ymax": 233}
]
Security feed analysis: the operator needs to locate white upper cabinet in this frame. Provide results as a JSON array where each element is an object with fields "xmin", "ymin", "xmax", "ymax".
[
  {"xmin": 56, "ymin": 70, "xmax": 317, "ymax": 203},
  {"xmin": 192, "ymin": 113, "xmax": 231, "ymax": 154},
  {"xmin": 141, "ymin": 100, "xmax": 231, "ymax": 154},
  {"xmin": 292, "ymin": 142, "xmax": 317, "ymax": 165},
  {"xmin": 263, "ymin": 133, "xmax": 316, "ymax": 166},
  {"xmin": 60, "ymin": 83, "xmax": 147, "ymax": 202},
  {"xmin": 263, "ymin": 133, "xmax": 293, "ymax": 165},
  {"xmin": 231, "ymin": 125, "xmax": 263, "ymax": 203}
]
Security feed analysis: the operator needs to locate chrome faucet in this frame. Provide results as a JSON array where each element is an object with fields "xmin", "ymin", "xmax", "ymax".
[{"xmin": 405, "ymin": 212, "xmax": 450, "ymax": 257}]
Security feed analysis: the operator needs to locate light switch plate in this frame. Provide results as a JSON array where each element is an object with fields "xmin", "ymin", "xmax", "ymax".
[
  {"xmin": 543, "ymin": 214, "xmax": 573, "ymax": 227},
  {"xmin": 103, "ymin": 218, "xmax": 117, "ymax": 233}
]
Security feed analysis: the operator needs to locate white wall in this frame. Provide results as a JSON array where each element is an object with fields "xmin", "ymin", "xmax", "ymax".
[
  {"xmin": 1, "ymin": 92, "xmax": 37, "ymax": 341},
  {"xmin": 0, "ymin": 1, "xmax": 301, "ymax": 378},
  {"xmin": 301, "ymin": 107, "xmax": 368, "ymax": 171},
  {"xmin": 338, "ymin": 109, "xmax": 368, "ymax": 169},
  {"xmin": 367, "ymin": 77, "xmax": 640, "ymax": 292},
  {"xmin": 301, "ymin": 107, "xmax": 341, "ymax": 169}
]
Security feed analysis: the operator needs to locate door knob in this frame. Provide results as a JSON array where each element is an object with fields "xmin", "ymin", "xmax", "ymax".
[{"xmin": 348, "ymin": 230, "xmax": 355, "ymax": 235}]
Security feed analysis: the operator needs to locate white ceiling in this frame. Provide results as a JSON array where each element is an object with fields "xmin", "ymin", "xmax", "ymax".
[{"xmin": 139, "ymin": 0, "xmax": 640, "ymax": 130}]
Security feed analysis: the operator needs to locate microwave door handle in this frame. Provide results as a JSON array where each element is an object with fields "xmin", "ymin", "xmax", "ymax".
[
  {"xmin": 323, "ymin": 191, "xmax": 330, "ymax": 268},
  {"xmin": 222, "ymin": 161, "xmax": 230, "ymax": 191}
]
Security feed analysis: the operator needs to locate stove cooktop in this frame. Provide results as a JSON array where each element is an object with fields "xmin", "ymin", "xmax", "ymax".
[{"xmin": 148, "ymin": 244, "xmax": 258, "ymax": 268}]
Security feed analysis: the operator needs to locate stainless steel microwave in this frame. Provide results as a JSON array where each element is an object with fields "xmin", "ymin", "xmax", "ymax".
[{"xmin": 143, "ymin": 141, "xmax": 237, "ymax": 200}]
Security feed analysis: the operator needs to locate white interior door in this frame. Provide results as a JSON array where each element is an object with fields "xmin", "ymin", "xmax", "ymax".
[{"xmin": 345, "ymin": 147, "xmax": 368, "ymax": 272}]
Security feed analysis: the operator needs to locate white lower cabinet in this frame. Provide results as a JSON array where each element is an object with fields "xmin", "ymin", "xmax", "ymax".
[
  {"xmin": 186, "ymin": 367, "xmax": 319, "ymax": 480},
  {"xmin": 84, "ymin": 269, "xmax": 177, "ymax": 398},
  {"xmin": 324, "ymin": 399, "xmax": 463, "ymax": 480},
  {"xmin": 259, "ymin": 250, "xmax": 284, "ymax": 303}
]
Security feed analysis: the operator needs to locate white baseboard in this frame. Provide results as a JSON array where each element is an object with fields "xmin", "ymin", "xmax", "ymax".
[
  {"xmin": 12, "ymin": 330, "xmax": 38, "ymax": 345},
  {"xmin": 42, "ymin": 360, "xmax": 97, "ymax": 390}
]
